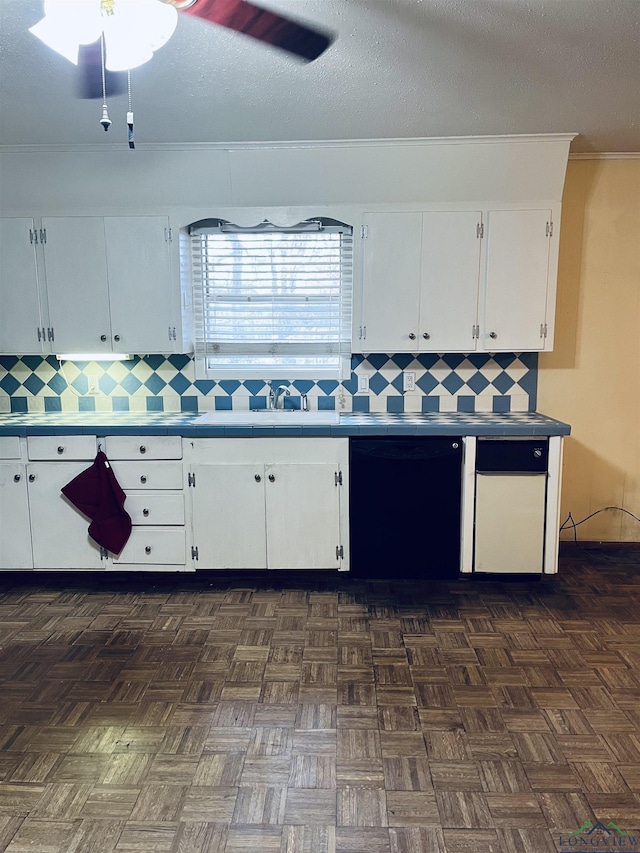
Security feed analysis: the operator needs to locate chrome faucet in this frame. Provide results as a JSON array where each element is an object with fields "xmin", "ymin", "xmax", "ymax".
[{"xmin": 269, "ymin": 382, "xmax": 291, "ymax": 410}]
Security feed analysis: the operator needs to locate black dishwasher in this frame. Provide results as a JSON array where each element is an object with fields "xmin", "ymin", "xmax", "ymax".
[{"xmin": 349, "ymin": 437, "xmax": 463, "ymax": 579}]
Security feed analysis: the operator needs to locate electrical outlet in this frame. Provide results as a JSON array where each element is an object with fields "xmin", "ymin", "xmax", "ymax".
[
  {"xmin": 403, "ymin": 371, "xmax": 416, "ymax": 392},
  {"xmin": 87, "ymin": 374, "xmax": 99, "ymax": 395},
  {"xmin": 358, "ymin": 374, "xmax": 370, "ymax": 393}
]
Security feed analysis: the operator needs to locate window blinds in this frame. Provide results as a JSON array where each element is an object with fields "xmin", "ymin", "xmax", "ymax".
[{"xmin": 190, "ymin": 220, "xmax": 353, "ymax": 362}]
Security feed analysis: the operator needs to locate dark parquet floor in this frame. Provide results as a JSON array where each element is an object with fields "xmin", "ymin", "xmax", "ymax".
[{"xmin": 0, "ymin": 545, "xmax": 639, "ymax": 852}]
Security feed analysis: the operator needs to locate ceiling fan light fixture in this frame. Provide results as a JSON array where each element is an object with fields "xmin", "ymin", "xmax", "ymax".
[{"xmin": 29, "ymin": 0, "xmax": 178, "ymax": 71}]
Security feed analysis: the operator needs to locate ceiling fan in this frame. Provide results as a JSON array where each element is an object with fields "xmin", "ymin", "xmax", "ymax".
[{"xmin": 31, "ymin": 0, "xmax": 334, "ymax": 100}]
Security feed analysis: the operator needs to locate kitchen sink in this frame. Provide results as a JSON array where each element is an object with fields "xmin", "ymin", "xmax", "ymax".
[{"xmin": 193, "ymin": 410, "xmax": 340, "ymax": 425}]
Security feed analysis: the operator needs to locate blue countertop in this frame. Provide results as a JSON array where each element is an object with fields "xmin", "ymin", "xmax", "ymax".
[{"xmin": 0, "ymin": 411, "xmax": 571, "ymax": 437}]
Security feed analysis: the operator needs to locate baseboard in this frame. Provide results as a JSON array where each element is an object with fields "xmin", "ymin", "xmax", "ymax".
[{"xmin": 559, "ymin": 540, "xmax": 640, "ymax": 555}]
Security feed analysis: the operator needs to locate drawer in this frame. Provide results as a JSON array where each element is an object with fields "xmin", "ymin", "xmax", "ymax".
[
  {"xmin": 124, "ymin": 493, "xmax": 185, "ymax": 525},
  {"xmin": 113, "ymin": 527, "xmax": 186, "ymax": 565},
  {"xmin": 105, "ymin": 435, "xmax": 182, "ymax": 460},
  {"xmin": 110, "ymin": 460, "xmax": 183, "ymax": 490},
  {"xmin": 0, "ymin": 437, "xmax": 21, "ymax": 459},
  {"xmin": 27, "ymin": 435, "xmax": 97, "ymax": 461}
]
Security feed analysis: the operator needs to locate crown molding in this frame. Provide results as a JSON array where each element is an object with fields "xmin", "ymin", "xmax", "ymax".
[
  {"xmin": 569, "ymin": 152, "xmax": 640, "ymax": 160},
  {"xmin": 0, "ymin": 133, "xmax": 578, "ymax": 156}
]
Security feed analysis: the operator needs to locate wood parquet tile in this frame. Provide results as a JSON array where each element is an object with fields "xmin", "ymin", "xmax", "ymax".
[{"xmin": 1, "ymin": 547, "xmax": 640, "ymax": 851}]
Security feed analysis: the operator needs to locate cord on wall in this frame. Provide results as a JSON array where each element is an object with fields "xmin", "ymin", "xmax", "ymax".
[{"xmin": 560, "ymin": 506, "xmax": 640, "ymax": 541}]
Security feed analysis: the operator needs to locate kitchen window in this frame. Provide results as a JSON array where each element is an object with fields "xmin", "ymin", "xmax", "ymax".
[{"xmin": 189, "ymin": 218, "xmax": 353, "ymax": 379}]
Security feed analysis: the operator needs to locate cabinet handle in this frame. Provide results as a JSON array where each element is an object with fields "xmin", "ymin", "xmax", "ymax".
[
  {"xmin": 422, "ymin": 332, "xmax": 430, "ymax": 340},
  {"xmin": 489, "ymin": 331, "xmax": 498, "ymax": 339},
  {"xmin": 114, "ymin": 334, "xmax": 121, "ymax": 343},
  {"xmin": 144, "ymin": 546, "xmax": 151, "ymax": 555},
  {"xmin": 13, "ymin": 474, "xmax": 21, "ymax": 483},
  {"xmin": 268, "ymin": 474, "xmax": 276, "ymax": 483},
  {"xmin": 139, "ymin": 445, "xmax": 146, "ymax": 454},
  {"xmin": 100, "ymin": 334, "xmax": 107, "ymax": 342},
  {"xmin": 408, "ymin": 333, "xmax": 416, "ymax": 340},
  {"xmin": 254, "ymin": 474, "xmax": 262, "ymax": 482},
  {"xmin": 140, "ymin": 475, "xmax": 147, "ymax": 484},
  {"xmin": 28, "ymin": 473, "xmax": 36, "ymax": 482},
  {"xmin": 142, "ymin": 508, "xmax": 149, "ymax": 517},
  {"xmin": 57, "ymin": 446, "xmax": 65, "ymax": 454}
]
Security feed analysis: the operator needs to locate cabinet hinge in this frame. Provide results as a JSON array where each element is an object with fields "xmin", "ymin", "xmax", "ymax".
[
  {"xmin": 100, "ymin": 546, "xmax": 109, "ymax": 560},
  {"xmin": 191, "ymin": 545, "xmax": 199, "ymax": 561},
  {"xmin": 540, "ymin": 323, "xmax": 548, "ymax": 338},
  {"xmin": 472, "ymin": 324, "xmax": 480, "ymax": 339},
  {"xmin": 336, "ymin": 545, "xmax": 344, "ymax": 560},
  {"xmin": 39, "ymin": 228, "xmax": 47, "ymax": 244},
  {"xmin": 476, "ymin": 222, "xmax": 484, "ymax": 239},
  {"xmin": 47, "ymin": 327, "xmax": 55, "ymax": 342},
  {"xmin": 335, "ymin": 470, "xmax": 343, "ymax": 486},
  {"xmin": 546, "ymin": 221, "xmax": 553, "ymax": 238},
  {"xmin": 29, "ymin": 228, "xmax": 38, "ymax": 244},
  {"xmin": 188, "ymin": 472, "xmax": 196, "ymax": 487},
  {"xmin": 165, "ymin": 227, "xmax": 172, "ymax": 242},
  {"xmin": 360, "ymin": 224, "xmax": 368, "ymax": 239}
]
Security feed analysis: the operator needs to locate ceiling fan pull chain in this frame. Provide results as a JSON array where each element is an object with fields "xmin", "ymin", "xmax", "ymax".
[
  {"xmin": 99, "ymin": 32, "xmax": 111, "ymax": 132},
  {"xmin": 127, "ymin": 70, "xmax": 135, "ymax": 150}
]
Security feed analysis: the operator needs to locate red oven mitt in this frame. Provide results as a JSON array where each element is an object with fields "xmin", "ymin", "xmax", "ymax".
[{"xmin": 61, "ymin": 450, "xmax": 132, "ymax": 555}]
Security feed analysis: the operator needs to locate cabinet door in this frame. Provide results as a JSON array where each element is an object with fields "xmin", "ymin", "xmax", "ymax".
[
  {"xmin": 481, "ymin": 209, "xmax": 552, "ymax": 351},
  {"xmin": 27, "ymin": 461, "xmax": 104, "ymax": 569},
  {"xmin": 105, "ymin": 217, "xmax": 176, "ymax": 354},
  {"xmin": 0, "ymin": 218, "xmax": 46, "ymax": 354},
  {"xmin": 419, "ymin": 211, "xmax": 481, "ymax": 352},
  {"xmin": 265, "ymin": 463, "xmax": 342, "ymax": 569},
  {"xmin": 190, "ymin": 464, "xmax": 267, "ymax": 569},
  {"xmin": 360, "ymin": 212, "xmax": 423, "ymax": 352},
  {"xmin": 0, "ymin": 464, "xmax": 33, "ymax": 569},
  {"xmin": 42, "ymin": 217, "xmax": 112, "ymax": 354}
]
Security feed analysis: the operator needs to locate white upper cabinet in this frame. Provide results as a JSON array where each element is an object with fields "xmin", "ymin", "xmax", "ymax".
[
  {"xmin": 104, "ymin": 217, "xmax": 176, "ymax": 354},
  {"xmin": 480, "ymin": 209, "xmax": 553, "ymax": 351},
  {"xmin": 356, "ymin": 206, "xmax": 558, "ymax": 354},
  {"xmin": 419, "ymin": 211, "xmax": 482, "ymax": 352},
  {"xmin": 43, "ymin": 217, "xmax": 112, "ymax": 354},
  {"xmin": 0, "ymin": 218, "xmax": 47, "ymax": 354},
  {"xmin": 43, "ymin": 215, "xmax": 176, "ymax": 355},
  {"xmin": 2, "ymin": 215, "xmax": 178, "ymax": 356},
  {"xmin": 358, "ymin": 212, "xmax": 423, "ymax": 352}
]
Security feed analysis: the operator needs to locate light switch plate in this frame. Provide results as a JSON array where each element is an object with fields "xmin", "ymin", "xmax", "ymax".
[{"xmin": 358, "ymin": 375, "xmax": 370, "ymax": 393}]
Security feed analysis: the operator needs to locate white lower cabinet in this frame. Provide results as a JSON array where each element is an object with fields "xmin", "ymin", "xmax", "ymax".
[
  {"xmin": 105, "ymin": 436, "xmax": 189, "ymax": 572},
  {"xmin": 27, "ymin": 436, "xmax": 103, "ymax": 570},
  {"xmin": 185, "ymin": 438, "xmax": 350, "ymax": 571},
  {"xmin": 0, "ymin": 460, "xmax": 33, "ymax": 570}
]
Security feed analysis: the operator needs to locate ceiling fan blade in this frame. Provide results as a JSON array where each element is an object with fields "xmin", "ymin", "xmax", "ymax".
[
  {"xmin": 77, "ymin": 39, "xmax": 128, "ymax": 100},
  {"xmin": 173, "ymin": 0, "xmax": 333, "ymax": 61}
]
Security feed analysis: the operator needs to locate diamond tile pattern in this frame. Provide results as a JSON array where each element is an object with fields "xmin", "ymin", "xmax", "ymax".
[{"xmin": 0, "ymin": 353, "xmax": 537, "ymax": 414}]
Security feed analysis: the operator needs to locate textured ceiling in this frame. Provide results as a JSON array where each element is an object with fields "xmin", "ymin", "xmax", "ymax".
[{"xmin": 0, "ymin": 0, "xmax": 638, "ymax": 153}]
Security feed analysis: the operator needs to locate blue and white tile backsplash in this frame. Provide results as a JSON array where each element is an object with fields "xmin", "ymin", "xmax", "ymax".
[{"xmin": 0, "ymin": 353, "xmax": 538, "ymax": 415}]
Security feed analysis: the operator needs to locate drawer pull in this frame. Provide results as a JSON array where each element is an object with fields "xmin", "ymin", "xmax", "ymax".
[
  {"xmin": 489, "ymin": 331, "xmax": 498, "ymax": 339},
  {"xmin": 268, "ymin": 474, "xmax": 276, "ymax": 483},
  {"xmin": 13, "ymin": 474, "xmax": 21, "ymax": 483},
  {"xmin": 100, "ymin": 334, "xmax": 107, "ymax": 342},
  {"xmin": 144, "ymin": 546, "xmax": 151, "ymax": 555},
  {"xmin": 142, "ymin": 508, "xmax": 150, "ymax": 517},
  {"xmin": 114, "ymin": 334, "xmax": 121, "ymax": 343},
  {"xmin": 28, "ymin": 473, "xmax": 36, "ymax": 482},
  {"xmin": 57, "ymin": 446, "xmax": 65, "ymax": 454},
  {"xmin": 140, "ymin": 475, "xmax": 147, "ymax": 484},
  {"xmin": 254, "ymin": 474, "xmax": 261, "ymax": 482},
  {"xmin": 408, "ymin": 332, "xmax": 416, "ymax": 340},
  {"xmin": 422, "ymin": 332, "xmax": 430, "ymax": 340},
  {"xmin": 139, "ymin": 445, "xmax": 146, "ymax": 454}
]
